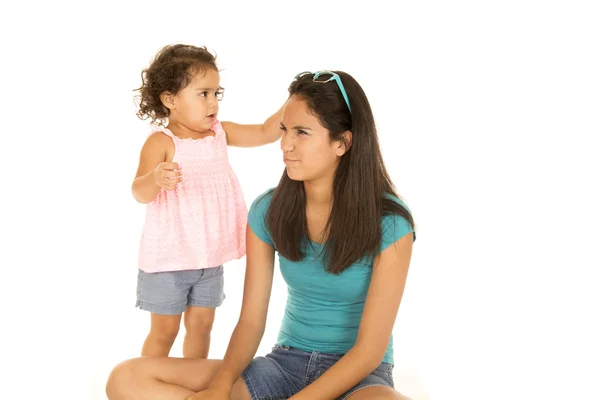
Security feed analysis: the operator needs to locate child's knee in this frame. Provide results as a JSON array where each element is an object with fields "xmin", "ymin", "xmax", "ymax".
[
  {"xmin": 184, "ymin": 309, "xmax": 215, "ymax": 333},
  {"xmin": 149, "ymin": 321, "xmax": 180, "ymax": 342}
]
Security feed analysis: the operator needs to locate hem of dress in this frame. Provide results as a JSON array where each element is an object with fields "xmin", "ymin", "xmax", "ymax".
[{"xmin": 139, "ymin": 250, "xmax": 246, "ymax": 273}]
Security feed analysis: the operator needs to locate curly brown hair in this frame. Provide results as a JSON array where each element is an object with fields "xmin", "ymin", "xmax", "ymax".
[{"xmin": 135, "ymin": 44, "xmax": 219, "ymax": 126}]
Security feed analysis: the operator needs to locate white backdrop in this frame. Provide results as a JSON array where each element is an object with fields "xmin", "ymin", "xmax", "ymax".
[{"xmin": 1, "ymin": 1, "xmax": 599, "ymax": 399}]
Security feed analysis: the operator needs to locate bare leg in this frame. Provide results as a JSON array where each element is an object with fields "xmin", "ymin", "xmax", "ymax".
[
  {"xmin": 346, "ymin": 385, "xmax": 412, "ymax": 400},
  {"xmin": 106, "ymin": 356, "xmax": 251, "ymax": 400},
  {"xmin": 141, "ymin": 313, "xmax": 182, "ymax": 356},
  {"xmin": 183, "ymin": 306, "xmax": 215, "ymax": 358}
]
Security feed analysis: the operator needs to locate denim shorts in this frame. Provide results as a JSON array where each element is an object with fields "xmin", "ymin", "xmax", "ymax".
[
  {"xmin": 135, "ymin": 266, "xmax": 225, "ymax": 315},
  {"xmin": 242, "ymin": 345, "xmax": 394, "ymax": 400}
]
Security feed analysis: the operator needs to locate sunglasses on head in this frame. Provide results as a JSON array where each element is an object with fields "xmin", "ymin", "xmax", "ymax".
[{"xmin": 294, "ymin": 71, "xmax": 352, "ymax": 113}]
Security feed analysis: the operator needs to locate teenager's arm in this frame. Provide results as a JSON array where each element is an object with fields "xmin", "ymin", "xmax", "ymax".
[{"xmin": 202, "ymin": 227, "xmax": 276, "ymax": 395}]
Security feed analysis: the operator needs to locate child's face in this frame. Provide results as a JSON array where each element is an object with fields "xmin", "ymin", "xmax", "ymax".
[{"xmin": 169, "ymin": 68, "xmax": 222, "ymax": 131}]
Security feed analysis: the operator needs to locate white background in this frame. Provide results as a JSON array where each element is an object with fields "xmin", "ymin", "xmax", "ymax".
[{"xmin": 1, "ymin": 1, "xmax": 599, "ymax": 399}]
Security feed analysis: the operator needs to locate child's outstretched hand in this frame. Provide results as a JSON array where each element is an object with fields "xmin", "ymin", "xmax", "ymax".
[{"xmin": 152, "ymin": 162, "xmax": 182, "ymax": 190}]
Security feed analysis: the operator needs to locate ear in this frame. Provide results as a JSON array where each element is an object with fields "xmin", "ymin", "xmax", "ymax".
[
  {"xmin": 160, "ymin": 91, "xmax": 176, "ymax": 110},
  {"xmin": 335, "ymin": 130, "xmax": 352, "ymax": 156}
]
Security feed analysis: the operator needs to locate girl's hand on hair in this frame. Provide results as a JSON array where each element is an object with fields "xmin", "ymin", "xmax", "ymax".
[{"xmin": 152, "ymin": 162, "xmax": 182, "ymax": 190}]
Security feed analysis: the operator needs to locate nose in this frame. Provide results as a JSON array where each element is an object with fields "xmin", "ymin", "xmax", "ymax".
[
  {"xmin": 208, "ymin": 94, "xmax": 219, "ymax": 110},
  {"xmin": 280, "ymin": 131, "xmax": 294, "ymax": 153}
]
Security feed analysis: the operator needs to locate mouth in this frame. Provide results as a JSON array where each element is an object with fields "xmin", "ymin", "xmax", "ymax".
[
  {"xmin": 207, "ymin": 113, "xmax": 217, "ymax": 119},
  {"xmin": 283, "ymin": 157, "xmax": 300, "ymax": 165}
]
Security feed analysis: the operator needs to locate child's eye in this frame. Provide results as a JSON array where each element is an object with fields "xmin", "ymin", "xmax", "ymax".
[
  {"xmin": 279, "ymin": 124, "xmax": 287, "ymax": 131},
  {"xmin": 298, "ymin": 130, "xmax": 308, "ymax": 135},
  {"xmin": 199, "ymin": 91, "xmax": 208, "ymax": 97},
  {"xmin": 215, "ymin": 90, "xmax": 224, "ymax": 101}
]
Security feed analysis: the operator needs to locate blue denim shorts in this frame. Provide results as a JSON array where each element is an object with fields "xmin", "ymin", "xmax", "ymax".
[
  {"xmin": 242, "ymin": 345, "xmax": 394, "ymax": 400},
  {"xmin": 135, "ymin": 266, "xmax": 225, "ymax": 315}
]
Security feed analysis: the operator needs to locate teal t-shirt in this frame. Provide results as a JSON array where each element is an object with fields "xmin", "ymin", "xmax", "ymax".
[{"xmin": 248, "ymin": 189, "xmax": 415, "ymax": 365}]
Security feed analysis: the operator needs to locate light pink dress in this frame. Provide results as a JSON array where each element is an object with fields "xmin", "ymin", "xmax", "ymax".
[{"xmin": 138, "ymin": 120, "xmax": 247, "ymax": 273}]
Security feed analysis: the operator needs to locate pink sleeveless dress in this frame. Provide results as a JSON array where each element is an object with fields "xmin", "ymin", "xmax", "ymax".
[{"xmin": 138, "ymin": 120, "xmax": 247, "ymax": 273}]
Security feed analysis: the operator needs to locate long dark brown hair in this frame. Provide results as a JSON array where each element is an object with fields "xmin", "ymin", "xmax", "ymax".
[
  {"xmin": 267, "ymin": 71, "xmax": 415, "ymax": 274},
  {"xmin": 134, "ymin": 44, "xmax": 218, "ymax": 126}
]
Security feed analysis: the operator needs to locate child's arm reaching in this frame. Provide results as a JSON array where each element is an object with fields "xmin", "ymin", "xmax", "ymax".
[
  {"xmin": 221, "ymin": 105, "xmax": 284, "ymax": 147},
  {"xmin": 132, "ymin": 132, "xmax": 181, "ymax": 204}
]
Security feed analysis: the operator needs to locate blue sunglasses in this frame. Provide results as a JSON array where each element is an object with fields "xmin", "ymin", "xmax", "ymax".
[{"xmin": 294, "ymin": 70, "xmax": 352, "ymax": 113}]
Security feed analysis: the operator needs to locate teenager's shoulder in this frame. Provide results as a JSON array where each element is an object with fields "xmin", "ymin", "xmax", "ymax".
[
  {"xmin": 247, "ymin": 188, "xmax": 276, "ymax": 245},
  {"xmin": 381, "ymin": 193, "xmax": 416, "ymax": 250},
  {"xmin": 249, "ymin": 188, "xmax": 276, "ymax": 214}
]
